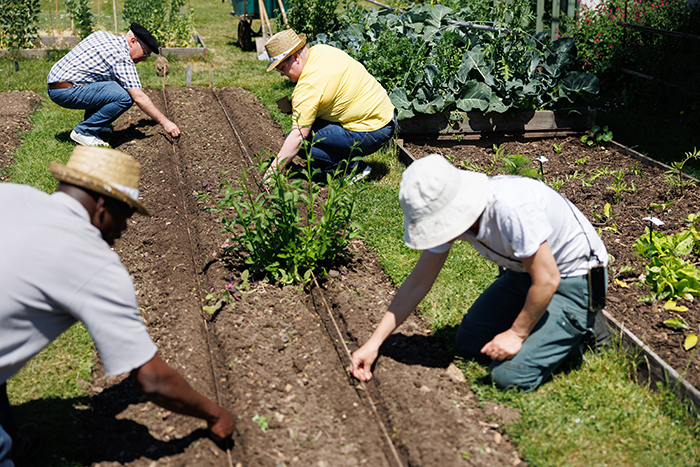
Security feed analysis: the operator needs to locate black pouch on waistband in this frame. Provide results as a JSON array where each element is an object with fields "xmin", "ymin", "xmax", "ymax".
[{"xmin": 588, "ymin": 265, "xmax": 607, "ymax": 312}]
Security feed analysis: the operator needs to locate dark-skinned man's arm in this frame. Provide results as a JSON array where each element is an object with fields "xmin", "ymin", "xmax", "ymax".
[{"xmin": 131, "ymin": 354, "xmax": 235, "ymax": 442}]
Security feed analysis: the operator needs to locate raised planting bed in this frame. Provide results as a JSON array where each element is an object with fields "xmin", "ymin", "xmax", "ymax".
[
  {"xmin": 159, "ymin": 33, "xmax": 207, "ymax": 59},
  {"xmin": 401, "ymin": 135, "xmax": 700, "ymax": 411},
  {"xmin": 399, "ymin": 108, "xmax": 597, "ymax": 139}
]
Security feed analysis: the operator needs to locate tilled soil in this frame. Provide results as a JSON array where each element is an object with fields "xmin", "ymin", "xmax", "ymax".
[
  {"xmin": 2, "ymin": 87, "xmax": 698, "ymax": 466},
  {"xmin": 0, "ymin": 91, "xmax": 41, "ymax": 181},
  {"xmin": 404, "ymin": 136, "xmax": 700, "ymax": 392},
  {"xmin": 69, "ymin": 86, "xmax": 523, "ymax": 466}
]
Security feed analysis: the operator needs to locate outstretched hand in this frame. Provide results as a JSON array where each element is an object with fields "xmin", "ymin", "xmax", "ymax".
[
  {"xmin": 207, "ymin": 405, "xmax": 236, "ymax": 444},
  {"xmin": 349, "ymin": 343, "xmax": 379, "ymax": 382}
]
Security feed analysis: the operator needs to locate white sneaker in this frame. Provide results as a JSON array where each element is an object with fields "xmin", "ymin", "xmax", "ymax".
[
  {"xmin": 346, "ymin": 162, "xmax": 372, "ymax": 184},
  {"xmin": 70, "ymin": 129, "xmax": 109, "ymax": 147}
]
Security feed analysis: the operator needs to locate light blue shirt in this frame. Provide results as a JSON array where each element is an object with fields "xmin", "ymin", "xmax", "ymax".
[{"xmin": 0, "ymin": 184, "xmax": 156, "ymax": 383}]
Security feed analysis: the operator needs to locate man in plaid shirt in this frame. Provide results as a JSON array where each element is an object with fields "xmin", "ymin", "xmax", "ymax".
[{"xmin": 47, "ymin": 23, "xmax": 181, "ymax": 147}]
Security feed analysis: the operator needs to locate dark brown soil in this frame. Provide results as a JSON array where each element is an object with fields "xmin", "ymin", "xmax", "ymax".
[
  {"xmin": 67, "ymin": 86, "xmax": 522, "ymax": 466},
  {"xmin": 403, "ymin": 136, "xmax": 700, "ymax": 392},
  {"xmin": 2, "ymin": 86, "xmax": 697, "ymax": 466},
  {"xmin": 0, "ymin": 91, "xmax": 41, "ymax": 181}
]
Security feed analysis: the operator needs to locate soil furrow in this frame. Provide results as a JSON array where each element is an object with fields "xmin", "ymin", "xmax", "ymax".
[{"xmin": 74, "ymin": 86, "xmax": 524, "ymax": 466}]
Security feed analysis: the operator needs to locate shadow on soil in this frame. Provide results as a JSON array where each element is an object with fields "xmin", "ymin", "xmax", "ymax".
[{"xmin": 13, "ymin": 378, "xmax": 208, "ymax": 467}]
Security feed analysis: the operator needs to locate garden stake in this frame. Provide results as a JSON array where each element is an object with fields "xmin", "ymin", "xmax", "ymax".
[
  {"xmin": 642, "ymin": 209, "xmax": 665, "ymax": 258},
  {"xmin": 536, "ymin": 154, "xmax": 548, "ymax": 182}
]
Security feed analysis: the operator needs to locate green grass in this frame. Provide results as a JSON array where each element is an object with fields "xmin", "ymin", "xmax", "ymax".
[{"xmin": 4, "ymin": 0, "xmax": 700, "ymax": 465}]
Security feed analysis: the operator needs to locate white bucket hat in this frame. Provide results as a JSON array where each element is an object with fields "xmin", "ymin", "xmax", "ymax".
[{"xmin": 399, "ymin": 154, "xmax": 489, "ymax": 250}]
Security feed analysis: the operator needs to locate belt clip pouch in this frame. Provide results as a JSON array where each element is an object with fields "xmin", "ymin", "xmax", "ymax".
[{"xmin": 588, "ymin": 265, "xmax": 606, "ymax": 312}]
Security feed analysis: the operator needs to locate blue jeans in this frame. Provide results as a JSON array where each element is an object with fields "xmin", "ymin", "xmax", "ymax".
[
  {"xmin": 307, "ymin": 116, "xmax": 396, "ymax": 172},
  {"xmin": 48, "ymin": 81, "xmax": 133, "ymax": 137},
  {"xmin": 455, "ymin": 270, "xmax": 600, "ymax": 392},
  {"xmin": 0, "ymin": 384, "xmax": 14, "ymax": 467}
]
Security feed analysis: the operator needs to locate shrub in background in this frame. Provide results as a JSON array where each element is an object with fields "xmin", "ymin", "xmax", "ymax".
[
  {"xmin": 65, "ymin": 0, "xmax": 95, "ymax": 40},
  {"xmin": 0, "ymin": 0, "xmax": 41, "ymax": 49},
  {"xmin": 560, "ymin": 0, "xmax": 694, "ymax": 79},
  {"xmin": 286, "ymin": 0, "xmax": 341, "ymax": 39},
  {"xmin": 321, "ymin": 1, "xmax": 598, "ymax": 119},
  {"xmin": 123, "ymin": 0, "xmax": 195, "ymax": 48}
]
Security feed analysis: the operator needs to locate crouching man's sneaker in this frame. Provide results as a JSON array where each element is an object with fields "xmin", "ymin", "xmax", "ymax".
[
  {"xmin": 346, "ymin": 161, "xmax": 372, "ymax": 184},
  {"xmin": 70, "ymin": 129, "xmax": 109, "ymax": 147}
]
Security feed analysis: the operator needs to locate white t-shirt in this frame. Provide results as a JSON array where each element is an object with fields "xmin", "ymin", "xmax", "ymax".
[
  {"xmin": 429, "ymin": 176, "xmax": 608, "ymax": 277},
  {"xmin": 0, "ymin": 184, "xmax": 157, "ymax": 384}
]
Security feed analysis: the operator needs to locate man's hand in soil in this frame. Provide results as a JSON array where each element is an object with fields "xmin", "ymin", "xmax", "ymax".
[
  {"xmin": 131, "ymin": 355, "xmax": 236, "ymax": 443},
  {"xmin": 208, "ymin": 405, "xmax": 236, "ymax": 443},
  {"xmin": 162, "ymin": 120, "xmax": 180, "ymax": 139},
  {"xmin": 349, "ymin": 343, "xmax": 379, "ymax": 381}
]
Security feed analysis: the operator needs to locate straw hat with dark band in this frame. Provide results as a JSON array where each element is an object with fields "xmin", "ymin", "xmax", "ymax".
[
  {"xmin": 49, "ymin": 146, "xmax": 151, "ymax": 216},
  {"xmin": 265, "ymin": 29, "xmax": 307, "ymax": 72}
]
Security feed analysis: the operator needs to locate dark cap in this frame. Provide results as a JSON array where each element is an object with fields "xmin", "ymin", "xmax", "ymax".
[{"xmin": 130, "ymin": 22, "xmax": 159, "ymax": 54}]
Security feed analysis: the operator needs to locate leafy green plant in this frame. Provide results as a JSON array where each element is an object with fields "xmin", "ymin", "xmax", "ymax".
[
  {"xmin": 0, "ymin": 0, "xmax": 40, "ymax": 49},
  {"xmin": 123, "ymin": 0, "xmax": 195, "ymax": 48},
  {"xmin": 581, "ymin": 125, "xmax": 613, "ymax": 148},
  {"xmin": 606, "ymin": 167, "xmax": 637, "ymax": 204},
  {"xmin": 665, "ymin": 148, "xmax": 700, "ymax": 195},
  {"xmin": 321, "ymin": 2, "xmax": 599, "ymax": 120},
  {"xmin": 200, "ymin": 147, "xmax": 361, "ymax": 285},
  {"xmin": 553, "ymin": 143, "xmax": 564, "ymax": 154},
  {"xmin": 202, "ymin": 270, "xmax": 256, "ymax": 318},
  {"xmin": 591, "ymin": 203, "xmax": 619, "ymax": 233},
  {"xmin": 252, "ymin": 413, "xmax": 269, "ymax": 432},
  {"xmin": 501, "ymin": 153, "xmax": 538, "ymax": 178},
  {"xmin": 65, "ymin": 0, "xmax": 95, "ymax": 39},
  {"xmin": 286, "ymin": 0, "xmax": 340, "ymax": 38},
  {"xmin": 634, "ymin": 227, "xmax": 700, "ymax": 303},
  {"xmin": 575, "ymin": 155, "xmax": 589, "ymax": 166},
  {"xmin": 560, "ymin": 0, "xmax": 694, "ymax": 80}
]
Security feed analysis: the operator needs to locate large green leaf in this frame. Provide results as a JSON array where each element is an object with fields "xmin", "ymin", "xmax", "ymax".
[
  {"xmin": 560, "ymin": 72, "xmax": 600, "ymax": 95},
  {"xmin": 455, "ymin": 81, "xmax": 491, "ymax": 112},
  {"xmin": 389, "ymin": 87, "xmax": 411, "ymax": 110}
]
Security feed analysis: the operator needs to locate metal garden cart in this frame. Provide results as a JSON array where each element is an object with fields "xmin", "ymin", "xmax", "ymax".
[{"xmin": 229, "ymin": 0, "xmax": 288, "ymax": 53}]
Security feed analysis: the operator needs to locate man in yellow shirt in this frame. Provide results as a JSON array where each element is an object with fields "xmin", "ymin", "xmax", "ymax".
[{"xmin": 265, "ymin": 29, "xmax": 396, "ymax": 180}]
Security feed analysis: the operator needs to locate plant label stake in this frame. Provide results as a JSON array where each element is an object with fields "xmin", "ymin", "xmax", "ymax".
[
  {"xmin": 536, "ymin": 154, "xmax": 548, "ymax": 182},
  {"xmin": 14, "ymin": 61, "xmax": 18, "ymax": 73},
  {"xmin": 642, "ymin": 210, "xmax": 665, "ymax": 258}
]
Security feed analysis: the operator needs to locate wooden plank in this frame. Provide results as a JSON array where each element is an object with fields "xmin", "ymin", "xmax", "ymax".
[
  {"xmin": 603, "ymin": 310, "xmax": 700, "ymax": 413},
  {"xmin": 399, "ymin": 109, "xmax": 596, "ymax": 137}
]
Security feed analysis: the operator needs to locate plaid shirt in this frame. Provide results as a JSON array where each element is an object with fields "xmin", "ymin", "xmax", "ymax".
[{"xmin": 47, "ymin": 30, "xmax": 141, "ymax": 89}]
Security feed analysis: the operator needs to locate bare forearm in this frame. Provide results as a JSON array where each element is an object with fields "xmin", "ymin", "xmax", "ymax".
[
  {"xmin": 272, "ymin": 127, "xmax": 308, "ymax": 171},
  {"xmin": 510, "ymin": 284, "xmax": 556, "ymax": 339}
]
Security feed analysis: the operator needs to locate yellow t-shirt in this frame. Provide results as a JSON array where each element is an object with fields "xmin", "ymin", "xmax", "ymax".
[{"xmin": 291, "ymin": 44, "xmax": 394, "ymax": 132}]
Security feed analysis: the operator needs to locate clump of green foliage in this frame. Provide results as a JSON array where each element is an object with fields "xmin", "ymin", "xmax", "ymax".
[
  {"xmin": 0, "ymin": 0, "xmax": 40, "ymax": 49},
  {"xmin": 286, "ymin": 0, "xmax": 340, "ymax": 39},
  {"xmin": 201, "ymin": 145, "xmax": 362, "ymax": 285},
  {"xmin": 665, "ymin": 148, "xmax": 700, "ymax": 195},
  {"xmin": 123, "ymin": 0, "xmax": 195, "ymax": 48},
  {"xmin": 634, "ymin": 226, "xmax": 700, "ymax": 303},
  {"xmin": 560, "ymin": 0, "xmax": 695, "ymax": 79},
  {"xmin": 320, "ymin": 1, "xmax": 598, "ymax": 119},
  {"xmin": 65, "ymin": 0, "xmax": 95, "ymax": 40},
  {"xmin": 581, "ymin": 125, "xmax": 613, "ymax": 148}
]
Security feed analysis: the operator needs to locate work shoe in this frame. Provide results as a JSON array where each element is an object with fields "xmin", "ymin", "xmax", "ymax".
[
  {"xmin": 70, "ymin": 129, "xmax": 109, "ymax": 147},
  {"xmin": 346, "ymin": 161, "xmax": 372, "ymax": 184}
]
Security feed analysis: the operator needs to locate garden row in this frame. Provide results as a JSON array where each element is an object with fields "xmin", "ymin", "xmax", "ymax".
[{"xmin": 61, "ymin": 85, "xmax": 524, "ymax": 466}]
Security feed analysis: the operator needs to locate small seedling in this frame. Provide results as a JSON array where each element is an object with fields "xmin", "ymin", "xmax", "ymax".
[
  {"xmin": 575, "ymin": 156, "xmax": 589, "ymax": 166},
  {"xmin": 581, "ymin": 125, "xmax": 613, "ymax": 148},
  {"xmin": 553, "ymin": 143, "xmax": 564, "ymax": 154},
  {"xmin": 664, "ymin": 148, "xmax": 699, "ymax": 196}
]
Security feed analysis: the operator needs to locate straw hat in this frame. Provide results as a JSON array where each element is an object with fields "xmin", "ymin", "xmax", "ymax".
[
  {"xmin": 265, "ymin": 29, "xmax": 307, "ymax": 72},
  {"xmin": 49, "ymin": 146, "xmax": 150, "ymax": 216},
  {"xmin": 399, "ymin": 154, "xmax": 488, "ymax": 250}
]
